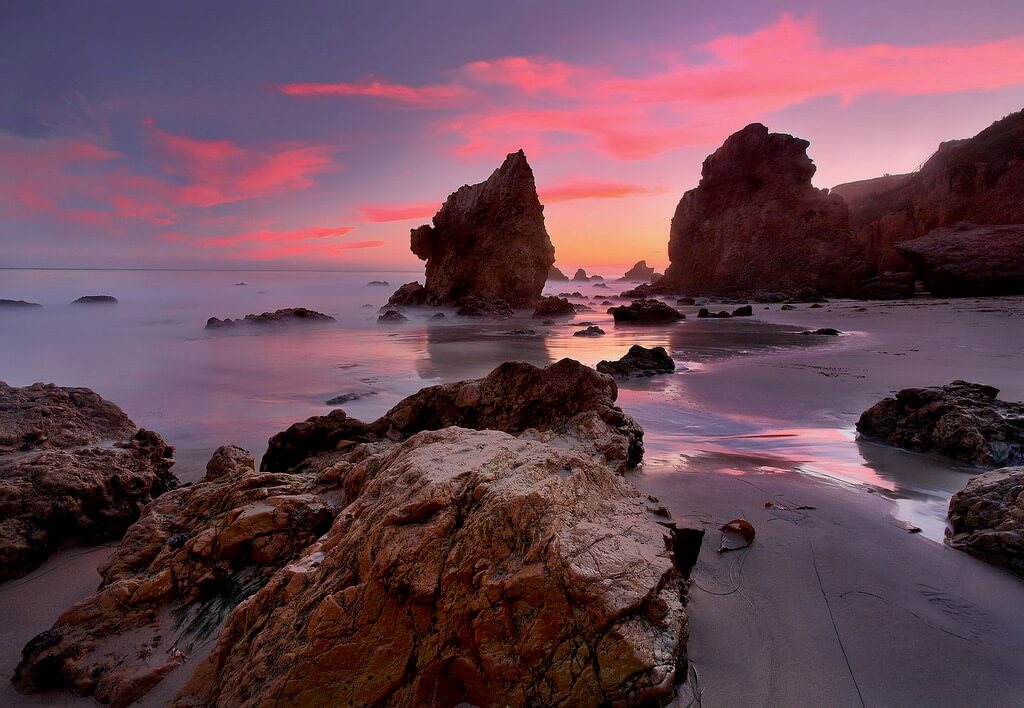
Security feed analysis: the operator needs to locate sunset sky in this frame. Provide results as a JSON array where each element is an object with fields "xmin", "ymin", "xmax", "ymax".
[{"xmin": 3, "ymin": 0, "xmax": 1024, "ymax": 272}]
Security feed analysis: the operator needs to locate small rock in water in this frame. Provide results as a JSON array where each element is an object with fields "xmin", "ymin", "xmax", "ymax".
[
  {"xmin": 597, "ymin": 345, "xmax": 676, "ymax": 378},
  {"xmin": 697, "ymin": 308, "xmax": 731, "ymax": 319},
  {"xmin": 326, "ymin": 392, "xmax": 376, "ymax": 406},
  {"xmin": 0, "ymin": 299, "xmax": 42, "ymax": 308},
  {"xmin": 781, "ymin": 304, "xmax": 797, "ymax": 310},
  {"xmin": 573, "ymin": 325, "xmax": 605, "ymax": 337},
  {"xmin": 532, "ymin": 295, "xmax": 575, "ymax": 318},
  {"xmin": 432, "ymin": 312, "xmax": 446, "ymax": 318},
  {"xmin": 71, "ymin": 295, "xmax": 118, "ymax": 304},
  {"xmin": 232, "ymin": 282, "xmax": 247, "ymax": 286},
  {"xmin": 802, "ymin": 327, "xmax": 841, "ymax": 336},
  {"xmin": 367, "ymin": 280, "xmax": 389, "ymax": 286},
  {"xmin": 732, "ymin": 305, "xmax": 753, "ymax": 316},
  {"xmin": 377, "ymin": 309, "xmax": 407, "ymax": 323},
  {"xmin": 676, "ymin": 297, "xmax": 696, "ymax": 306}
]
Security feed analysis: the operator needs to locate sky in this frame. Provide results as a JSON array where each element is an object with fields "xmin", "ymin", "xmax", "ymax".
[{"xmin": 2, "ymin": 0, "xmax": 1024, "ymax": 272}]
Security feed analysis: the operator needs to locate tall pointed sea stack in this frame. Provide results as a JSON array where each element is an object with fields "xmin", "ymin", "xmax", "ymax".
[
  {"xmin": 660, "ymin": 123, "xmax": 869, "ymax": 296},
  {"xmin": 406, "ymin": 149, "xmax": 555, "ymax": 308}
]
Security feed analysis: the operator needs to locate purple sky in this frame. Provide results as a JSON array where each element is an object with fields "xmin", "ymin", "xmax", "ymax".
[{"xmin": 3, "ymin": 0, "xmax": 1024, "ymax": 271}]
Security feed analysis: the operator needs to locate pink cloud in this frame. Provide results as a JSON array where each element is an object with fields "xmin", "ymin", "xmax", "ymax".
[
  {"xmin": 240, "ymin": 240, "xmax": 385, "ymax": 261},
  {"xmin": 281, "ymin": 14, "xmax": 1024, "ymax": 160},
  {"xmin": 356, "ymin": 202, "xmax": 438, "ymax": 222},
  {"xmin": 278, "ymin": 80, "xmax": 471, "ymax": 108},
  {"xmin": 197, "ymin": 225, "xmax": 356, "ymax": 248},
  {"xmin": 540, "ymin": 179, "xmax": 666, "ymax": 202}
]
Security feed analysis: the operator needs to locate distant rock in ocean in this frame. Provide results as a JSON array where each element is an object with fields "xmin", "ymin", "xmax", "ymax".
[
  {"xmin": 835, "ymin": 109, "xmax": 1024, "ymax": 273},
  {"xmin": 619, "ymin": 260, "xmax": 659, "ymax": 282},
  {"xmin": 71, "ymin": 295, "xmax": 118, "ymax": 304},
  {"xmin": 894, "ymin": 224, "xmax": 1024, "ymax": 296},
  {"xmin": 206, "ymin": 307, "xmax": 335, "ymax": 329},
  {"xmin": 392, "ymin": 149, "xmax": 555, "ymax": 309},
  {"xmin": 659, "ymin": 123, "xmax": 870, "ymax": 297},
  {"xmin": 0, "ymin": 299, "xmax": 41, "ymax": 308}
]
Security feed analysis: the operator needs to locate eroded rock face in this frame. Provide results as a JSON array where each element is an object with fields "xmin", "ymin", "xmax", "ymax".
[
  {"xmin": 17, "ymin": 360, "xmax": 691, "ymax": 707},
  {"xmin": 947, "ymin": 466, "xmax": 1024, "ymax": 575},
  {"xmin": 660, "ymin": 123, "xmax": 870, "ymax": 296},
  {"xmin": 0, "ymin": 383, "xmax": 177, "ymax": 582},
  {"xmin": 597, "ymin": 346, "xmax": 675, "ymax": 378},
  {"xmin": 856, "ymin": 381, "xmax": 1024, "ymax": 467},
  {"xmin": 385, "ymin": 282, "xmax": 429, "ymax": 307},
  {"xmin": 177, "ymin": 428, "xmax": 688, "ymax": 707},
  {"xmin": 405, "ymin": 150, "xmax": 555, "ymax": 308},
  {"xmin": 206, "ymin": 308, "xmax": 335, "ymax": 329},
  {"xmin": 837, "ymin": 110, "xmax": 1024, "ymax": 273},
  {"xmin": 262, "ymin": 358, "xmax": 644, "ymax": 473},
  {"xmin": 609, "ymin": 299, "xmax": 685, "ymax": 324},
  {"xmin": 12, "ymin": 445, "xmax": 335, "ymax": 705},
  {"xmin": 893, "ymin": 224, "xmax": 1024, "ymax": 296}
]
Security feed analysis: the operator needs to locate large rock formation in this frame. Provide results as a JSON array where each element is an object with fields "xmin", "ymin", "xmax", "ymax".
[
  {"xmin": 837, "ymin": 110, "xmax": 1024, "ymax": 272},
  {"xmin": 401, "ymin": 150, "xmax": 555, "ymax": 308},
  {"xmin": 893, "ymin": 224, "xmax": 1024, "ymax": 296},
  {"xmin": 16, "ymin": 360, "xmax": 692, "ymax": 707},
  {"xmin": 660, "ymin": 123, "xmax": 870, "ymax": 296},
  {"xmin": 0, "ymin": 382, "xmax": 177, "ymax": 581},
  {"xmin": 947, "ymin": 466, "xmax": 1024, "ymax": 576},
  {"xmin": 619, "ymin": 260, "xmax": 658, "ymax": 281},
  {"xmin": 856, "ymin": 381, "xmax": 1024, "ymax": 468}
]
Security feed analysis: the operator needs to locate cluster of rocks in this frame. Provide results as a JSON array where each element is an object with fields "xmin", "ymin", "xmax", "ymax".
[
  {"xmin": 859, "ymin": 381, "xmax": 1024, "ymax": 576},
  {"xmin": 0, "ymin": 382, "xmax": 177, "ymax": 581},
  {"xmin": 206, "ymin": 308, "xmax": 335, "ymax": 329},
  {"xmin": 697, "ymin": 305, "xmax": 752, "ymax": 319},
  {"xmin": 531, "ymin": 295, "xmax": 576, "ymax": 318},
  {"xmin": 14, "ymin": 360, "xmax": 696, "ymax": 705}
]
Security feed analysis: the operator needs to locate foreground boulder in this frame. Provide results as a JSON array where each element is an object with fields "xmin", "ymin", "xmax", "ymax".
[
  {"xmin": 609, "ymin": 299, "xmax": 685, "ymax": 324},
  {"xmin": 0, "ymin": 382, "xmax": 176, "ymax": 581},
  {"xmin": 12, "ymin": 446, "xmax": 333, "ymax": 706},
  {"xmin": 597, "ymin": 346, "xmax": 676, "ymax": 378},
  {"xmin": 856, "ymin": 381, "xmax": 1024, "ymax": 467},
  {"xmin": 206, "ymin": 307, "xmax": 335, "ymax": 329},
  {"xmin": 261, "ymin": 358, "xmax": 643, "ymax": 473},
  {"xmin": 947, "ymin": 466, "xmax": 1024, "ymax": 576},
  {"xmin": 400, "ymin": 149, "xmax": 555, "ymax": 308},
  {"xmin": 836, "ymin": 110, "xmax": 1024, "ymax": 272},
  {"xmin": 659, "ymin": 123, "xmax": 869, "ymax": 296},
  {"xmin": 16, "ymin": 360, "xmax": 691, "ymax": 706},
  {"xmin": 894, "ymin": 224, "xmax": 1024, "ymax": 296}
]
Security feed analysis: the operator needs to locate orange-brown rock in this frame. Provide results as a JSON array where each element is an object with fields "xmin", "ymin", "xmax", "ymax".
[
  {"xmin": 660, "ymin": 123, "xmax": 870, "ymax": 296},
  {"xmin": 0, "ymin": 382, "xmax": 177, "ymax": 581},
  {"xmin": 12, "ymin": 445, "xmax": 336, "ymax": 704},
  {"xmin": 400, "ymin": 150, "xmax": 555, "ymax": 308},
  {"xmin": 836, "ymin": 110, "xmax": 1024, "ymax": 272},
  {"xmin": 176, "ymin": 428, "xmax": 689, "ymax": 707}
]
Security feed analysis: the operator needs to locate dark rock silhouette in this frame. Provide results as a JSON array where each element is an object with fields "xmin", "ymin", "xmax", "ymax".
[
  {"xmin": 401, "ymin": 150, "xmax": 554, "ymax": 308},
  {"xmin": 597, "ymin": 345, "xmax": 675, "ymax": 378},
  {"xmin": 531, "ymin": 295, "xmax": 575, "ymax": 318},
  {"xmin": 377, "ymin": 309, "xmax": 407, "ymax": 323},
  {"xmin": 72, "ymin": 295, "xmax": 118, "ymax": 304},
  {"xmin": 660, "ymin": 123, "xmax": 870, "ymax": 296},
  {"xmin": 609, "ymin": 299, "xmax": 684, "ymax": 323},
  {"xmin": 386, "ymin": 281, "xmax": 429, "ymax": 307},
  {"xmin": 206, "ymin": 308, "xmax": 335, "ymax": 329},
  {"xmin": 547, "ymin": 265, "xmax": 569, "ymax": 280},
  {"xmin": 894, "ymin": 224, "xmax": 1024, "ymax": 296},
  {"xmin": 0, "ymin": 299, "xmax": 41, "ymax": 308},
  {"xmin": 619, "ymin": 260, "xmax": 658, "ymax": 281}
]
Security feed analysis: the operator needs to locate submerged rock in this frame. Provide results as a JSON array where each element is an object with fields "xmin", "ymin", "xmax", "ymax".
[
  {"xmin": 609, "ymin": 299, "xmax": 685, "ymax": 324},
  {"xmin": 377, "ymin": 309, "xmax": 408, "ymax": 323},
  {"xmin": 0, "ymin": 382, "xmax": 177, "ymax": 581},
  {"xmin": 17, "ymin": 360, "xmax": 691, "ymax": 706},
  {"xmin": 947, "ymin": 466, "xmax": 1024, "ymax": 575},
  {"xmin": 894, "ymin": 224, "xmax": 1024, "ymax": 296},
  {"xmin": 367, "ymin": 280, "xmax": 389, "ymax": 286},
  {"xmin": 857, "ymin": 381, "xmax": 1024, "ymax": 467},
  {"xmin": 206, "ymin": 308, "xmax": 335, "ymax": 329},
  {"xmin": 71, "ymin": 295, "xmax": 117, "ymax": 304},
  {"xmin": 660, "ymin": 123, "xmax": 869, "ymax": 296},
  {"xmin": 597, "ymin": 345, "xmax": 676, "ymax": 378},
  {"xmin": 802, "ymin": 328, "xmax": 841, "ymax": 336},
  {"xmin": 531, "ymin": 295, "xmax": 575, "ymax": 318},
  {"xmin": 407, "ymin": 150, "xmax": 555, "ymax": 307}
]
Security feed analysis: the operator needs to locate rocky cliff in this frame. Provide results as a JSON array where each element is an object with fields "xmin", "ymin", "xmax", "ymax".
[
  {"xmin": 399, "ymin": 150, "xmax": 555, "ymax": 308},
  {"xmin": 838, "ymin": 110, "xmax": 1024, "ymax": 272},
  {"xmin": 659, "ymin": 123, "xmax": 870, "ymax": 296}
]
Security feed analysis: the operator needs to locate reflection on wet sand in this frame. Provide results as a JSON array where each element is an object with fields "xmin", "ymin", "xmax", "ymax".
[{"xmin": 416, "ymin": 320, "xmax": 554, "ymax": 381}]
